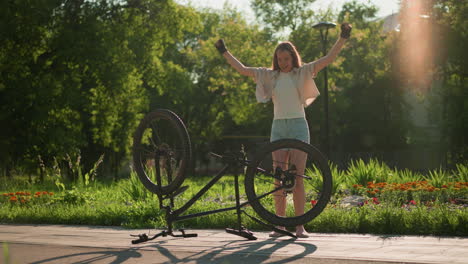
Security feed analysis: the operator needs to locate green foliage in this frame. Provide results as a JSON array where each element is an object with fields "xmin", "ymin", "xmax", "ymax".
[
  {"xmin": 288, "ymin": 1, "xmax": 410, "ymax": 154},
  {"xmin": 82, "ymin": 154, "xmax": 104, "ymax": 187},
  {"xmin": 337, "ymin": 0, "xmax": 378, "ymax": 28},
  {"xmin": 330, "ymin": 163, "xmax": 347, "ymax": 195},
  {"xmin": 0, "ymin": 0, "xmax": 185, "ymax": 176},
  {"xmin": 0, "ymin": 0, "xmax": 465, "ymax": 178},
  {"xmin": 251, "ymin": 0, "xmax": 316, "ymax": 32},
  {"xmin": 309, "ymin": 205, "xmax": 467, "ymax": 236},
  {"xmin": 346, "ymin": 159, "xmax": 391, "ymax": 186},
  {"xmin": 120, "ymin": 170, "xmax": 154, "ymax": 201},
  {"xmin": 426, "ymin": 168, "xmax": 449, "ymax": 188},
  {"xmin": 1, "ymin": 162, "xmax": 467, "ymax": 235},
  {"xmin": 423, "ymin": 0, "xmax": 468, "ymax": 164},
  {"xmin": 388, "ymin": 169, "xmax": 423, "ymax": 184},
  {"xmin": 2, "ymin": 242, "xmax": 9, "ymax": 264},
  {"xmin": 161, "ymin": 7, "xmax": 275, "ymax": 160},
  {"xmin": 305, "ymin": 162, "xmax": 346, "ymax": 195},
  {"xmin": 454, "ymin": 164, "xmax": 468, "ymax": 182},
  {"xmin": 56, "ymin": 187, "xmax": 89, "ymax": 205}
]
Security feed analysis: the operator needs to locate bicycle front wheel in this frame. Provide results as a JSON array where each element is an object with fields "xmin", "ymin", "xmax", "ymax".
[
  {"xmin": 132, "ymin": 109, "xmax": 191, "ymax": 196},
  {"xmin": 245, "ymin": 139, "xmax": 332, "ymax": 227}
]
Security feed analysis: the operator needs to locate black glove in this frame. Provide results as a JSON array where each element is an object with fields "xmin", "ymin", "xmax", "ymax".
[
  {"xmin": 215, "ymin": 39, "xmax": 228, "ymax": 54},
  {"xmin": 340, "ymin": 23, "xmax": 352, "ymax": 39}
]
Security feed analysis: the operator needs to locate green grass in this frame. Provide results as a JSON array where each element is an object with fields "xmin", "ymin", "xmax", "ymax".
[
  {"xmin": 1, "ymin": 161, "xmax": 467, "ymax": 236},
  {"xmin": 309, "ymin": 205, "xmax": 468, "ymax": 236},
  {"xmin": 3, "ymin": 242, "xmax": 9, "ymax": 264}
]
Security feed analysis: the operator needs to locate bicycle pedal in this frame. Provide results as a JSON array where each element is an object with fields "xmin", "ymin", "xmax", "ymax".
[
  {"xmin": 271, "ymin": 227, "xmax": 297, "ymax": 239},
  {"xmin": 225, "ymin": 228, "xmax": 257, "ymax": 240},
  {"xmin": 172, "ymin": 229, "xmax": 197, "ymax": 238}
]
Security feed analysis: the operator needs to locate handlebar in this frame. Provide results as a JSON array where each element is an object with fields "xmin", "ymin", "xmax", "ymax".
[{"xmin": 131, "ymin": 233, "xmax": 149, "ymax": 244}]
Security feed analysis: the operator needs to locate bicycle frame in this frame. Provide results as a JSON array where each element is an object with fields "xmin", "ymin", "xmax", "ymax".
[
  {"xmin": 162, "ymin": 153, "xmax": 282, "ymax": 227},
  {"xmin": 131, "ymin": 152, "xmax": 292, "ymax": 244},
  {"xmin": 168, "ymin": 164, "xmax": 243, "ymax": 222}
]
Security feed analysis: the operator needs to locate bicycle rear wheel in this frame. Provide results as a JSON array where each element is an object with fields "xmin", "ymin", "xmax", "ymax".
[
  {"xmin": 132, "ymin": 109, "xmax": 191, "ymax": 196},
  {"xmin": 245, "ymin": 139, "xmax": 332, "ymax": 227}
]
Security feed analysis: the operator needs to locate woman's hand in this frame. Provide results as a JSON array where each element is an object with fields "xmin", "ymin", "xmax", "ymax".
[
  {"xmin": 340, "ymin": 23, "xmax": 352, "ymax": 39},
  {"xmin": 215, "ymin": 39, "xmax": 228, "ymax": 54}
]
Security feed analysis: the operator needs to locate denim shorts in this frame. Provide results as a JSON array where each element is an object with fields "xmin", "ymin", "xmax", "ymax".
[{"xmin": 270, "ymin": 118, "xmax": 310, "ymax": 144}]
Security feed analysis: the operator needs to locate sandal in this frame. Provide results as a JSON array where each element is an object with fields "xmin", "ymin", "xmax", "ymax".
[{"xmin": 295, "ymin": 232, "xmax": 310, "ymax": 238}]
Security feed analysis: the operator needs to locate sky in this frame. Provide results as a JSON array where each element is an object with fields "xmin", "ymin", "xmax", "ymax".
[{"xmin": 176, "ymin": 0, "xmax": 401, "ymax": 20}]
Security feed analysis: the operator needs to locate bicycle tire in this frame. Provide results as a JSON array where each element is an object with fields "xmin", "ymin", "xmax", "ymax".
[
  {"xmin": 132, "ymin": 109, "xmax": 191, "ymax": 196},
  {"xmin": 245, "ymin": 139, "xmax": 332, "ymax": 227}
]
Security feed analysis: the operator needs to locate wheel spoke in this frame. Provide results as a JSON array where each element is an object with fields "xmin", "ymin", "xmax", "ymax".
[
  {"xmin": 132, "ymin": 110, "xmax": 191, "ymax": 196},
  {"xmin": 245, "ymin": 139, "xmax": 332, "ymax": 227}
]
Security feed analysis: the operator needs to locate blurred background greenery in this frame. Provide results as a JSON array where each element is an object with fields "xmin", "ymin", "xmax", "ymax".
[{"xmin": 0, "ymin": 0, "xmax": 466, "ymax": 181}]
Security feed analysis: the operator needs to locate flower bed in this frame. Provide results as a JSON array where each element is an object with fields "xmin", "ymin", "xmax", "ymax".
[{"xmin": 2, "ymin": 191, "xmax": 55, "ymax": 205}]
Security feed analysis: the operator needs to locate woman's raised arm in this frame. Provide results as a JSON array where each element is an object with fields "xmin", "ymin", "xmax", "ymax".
[
  {"xmin": 311, "ymin": 23, "xmax": 352, "ymax": 75},
  {"xmin": 215, "ymin": 39, "xmax": 255, "ymax": 78}
]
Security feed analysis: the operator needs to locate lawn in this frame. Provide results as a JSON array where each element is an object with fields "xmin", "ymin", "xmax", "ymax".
[{"xmin": 1, "ymin": 160, "xmax": 467, "ymax": 236}]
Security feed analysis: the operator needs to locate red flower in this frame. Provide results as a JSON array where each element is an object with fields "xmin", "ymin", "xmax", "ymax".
[
  {"xmin": 409, "ymin": 200, "xmax": 417, "ymax": 205},
  {"xmin": 372, "ymin": 197, "xmax": 380, "ymax": 205},
  {"xmin": 9, "ymin": 196, "xmax": 17, "ymax": 202},
  {"xmin": 310, "ymin": 200, "xmax": 317, "ymax": 207}
]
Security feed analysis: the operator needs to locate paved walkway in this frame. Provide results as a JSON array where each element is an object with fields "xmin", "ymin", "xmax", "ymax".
[{"xmin": 1, "ymin": 224, "xmax": 466, "ymax": 263}]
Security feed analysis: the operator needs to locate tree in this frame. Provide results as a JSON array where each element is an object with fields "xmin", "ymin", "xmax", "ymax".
[
  {"xmin": 152, "ymin": 6, "xmax": 277, "ymax": 168},
  {"xmin": 288, "ymin": 2, "xmax": 410, "ymax": 164},
  {"xmin": 251, "ymin": 0, "xmax": 316, "ymax": 33},
  {"xmin": 427, "ymin": 0, "xmax": 467, "ymax": 164},
  {"xmin": 0, "ymin": 0, "xmax": 196, "ymax": 179},
  {"xmin": 333, "ymin": 2, "xmax": 410, "ymax": 158}
]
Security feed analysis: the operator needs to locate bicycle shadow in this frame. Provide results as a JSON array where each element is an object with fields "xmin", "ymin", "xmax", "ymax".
[
  {"xmin": 147, "ymin": 237, "xmax": 318, "ymax": 264},
  {"xmin": 27, "ymin": 247, "xmax": 142, "ymax": 264},
  {"xmin": 19, "ymin": 229, "xmax": 316, "ymax": 264},
  {"xmin": 23, "ymin": 238, "xmax": 315, "ymax": 264}
]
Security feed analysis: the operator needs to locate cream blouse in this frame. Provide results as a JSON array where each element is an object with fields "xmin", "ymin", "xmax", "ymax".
[
  {"xmin": 272, "ymin": 72, "xmax": 305, "ymax": 119},
  {"xmin": 252, "ymin": 61, "xmax": 320, "ymax": 108}
]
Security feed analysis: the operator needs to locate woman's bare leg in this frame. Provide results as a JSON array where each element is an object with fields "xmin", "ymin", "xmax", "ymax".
[
  {"xmin": 272, "ymin": 149, "xmax": 288, "ymax": 217},
  {"xmin": 270, "ymin": 149, "xmax": 288, "ymax": 235},
  {"xmin": 290, "ymin": 149, "xmax": 309, "ymax": 237}
]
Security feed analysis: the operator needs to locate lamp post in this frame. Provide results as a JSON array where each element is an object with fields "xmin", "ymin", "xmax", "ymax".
[{"xmin": 312, "ymin": 21, "xmax": 336, "ymax": 157}]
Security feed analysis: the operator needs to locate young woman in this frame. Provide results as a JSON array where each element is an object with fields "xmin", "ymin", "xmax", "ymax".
[{"xmin": 215, "ymin": 23, "xmax": 352, "ymax": 238}]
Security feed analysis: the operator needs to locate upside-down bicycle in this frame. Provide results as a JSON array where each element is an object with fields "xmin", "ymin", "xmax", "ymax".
[{"xmin": 130, "ymin": 109, "xmax": 332, "ymax": 243}]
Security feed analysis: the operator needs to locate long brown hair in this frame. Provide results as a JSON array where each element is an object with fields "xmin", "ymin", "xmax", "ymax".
[{"xmin": 272, "ymin": 41, "xmax": 302, "ymax": 71}]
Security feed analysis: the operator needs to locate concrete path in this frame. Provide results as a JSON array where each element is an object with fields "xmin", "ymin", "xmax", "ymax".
[{"xmin": 1, "ymin": 224, "xmax": 466, "ymax": 263}]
